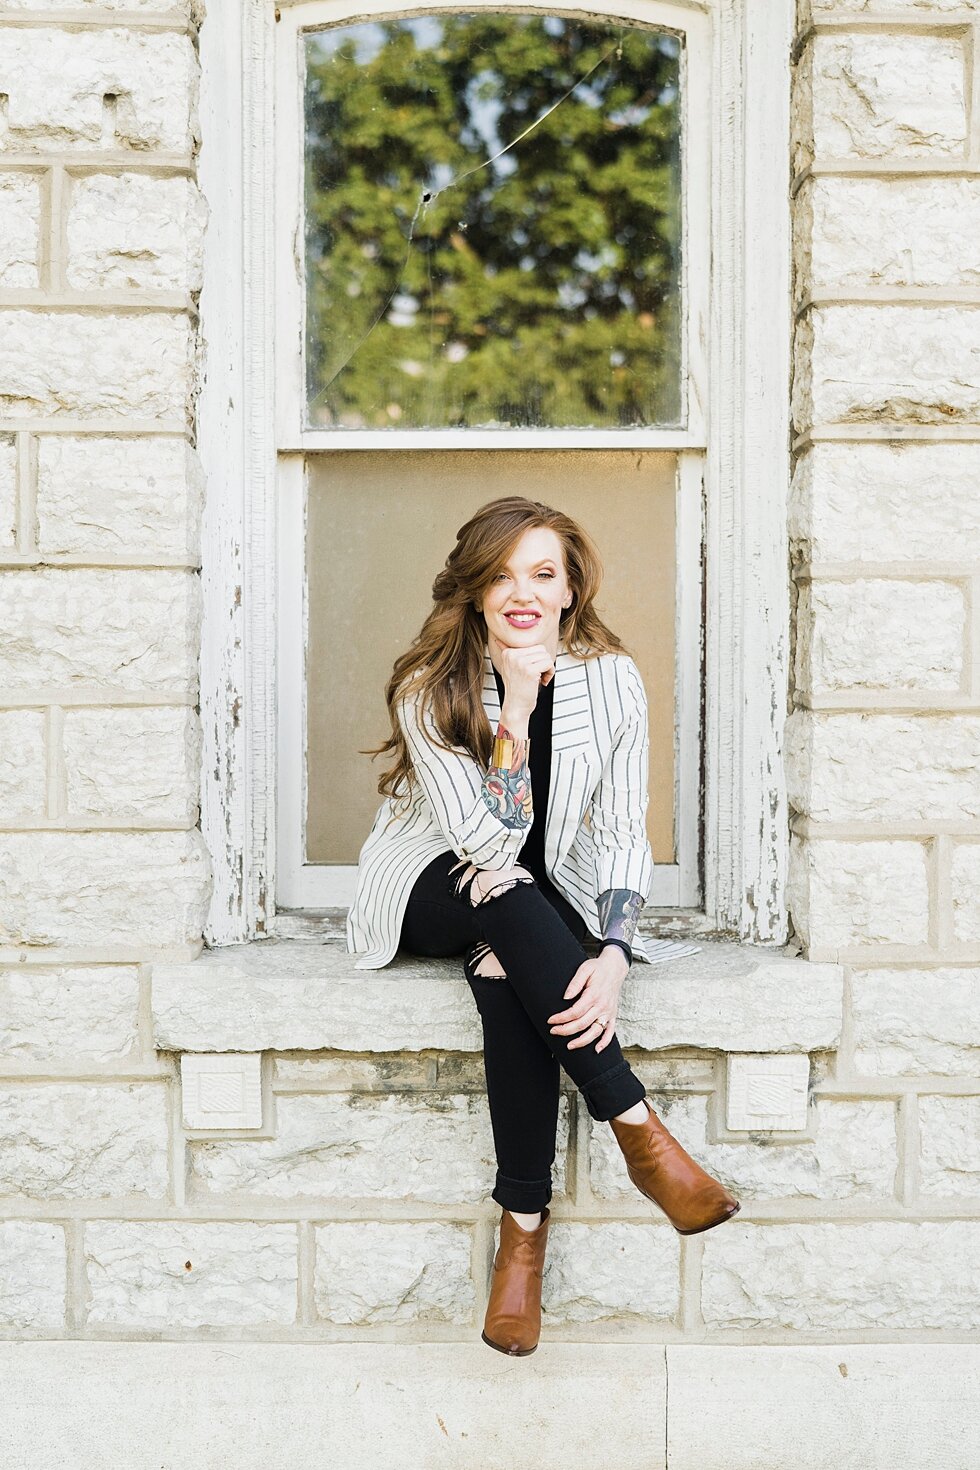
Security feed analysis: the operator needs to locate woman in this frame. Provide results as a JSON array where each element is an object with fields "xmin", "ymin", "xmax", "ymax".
[{"xmin": 346, "ymin": 496, "xmax": 739, "ymax": 1356}]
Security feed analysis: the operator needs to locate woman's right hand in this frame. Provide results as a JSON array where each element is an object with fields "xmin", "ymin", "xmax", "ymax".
[{"xmin": 489, "ymin": 630, "xmax": 556, "ymax": 722}]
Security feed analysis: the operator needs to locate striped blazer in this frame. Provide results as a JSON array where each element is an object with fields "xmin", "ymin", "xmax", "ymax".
[{"xmin": 345, "ymin": 640, "xmax": 698, "ymax": 969}]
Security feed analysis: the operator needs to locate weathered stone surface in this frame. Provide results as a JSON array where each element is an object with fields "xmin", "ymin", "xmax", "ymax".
[
  {"xmin": 797, "ymin": 176, "xmax": 980, "ymax": 293},
  {"xmin": 786, "ymin": 712, "xmax": 980, "ymax": 822},
  {"xmin": 951, "ymin": 845, "xmax": 980, "ymax": 943},
  {"xmin": 0, "ymin": 710, "xmax": 46, "ymax": 818},
  {"xmin": 64, "ymin": 707, "xmax": 201, "ymax": 823},
  {"xmin": 0, "ymin": 1082, "xmax": 168, "ymax": 1198},
  {"xmin": 314, "ymin": 1222, "xmax": 474, "ymax": 1324},
  {"xmin": 152, "ymin": 942, "xmax": 843, "ymax": 1054},
  {"xmin": 542, "ymin": 1222, "xmax": 679, "ymax": 1323},
  {"xmin": 590, "ymin": 1094, "xmax": 897, "ymax": 1201},
  {"xmin": 274, "ymin": 1055, "xmax": 436, "ymax": 1089},
  {"xmin": 0, "ymin": 311, "xmax": 193, "ymax": 422},
  {"xmin": 0, "ymin": 173, "xmax": 40, "ymax": 287},
  {"xmin": 0, "ymin": 570, "xmax": 199, "ymax": 692},
  {"xmin": 0, "ymin": 1221, "xmax": 65, "ymax": 1327},
  {"xmin": 852, "ymin": 968, "xmax": 980, "ymax": 1076},
  {"xmin": 36, "ymin": 437, "xmax": 203, "ymax": 560},
  {"xmin": 85, "ymin": 1221, "xmax": 297, "ymax": 1327},
  {"xmin": 0, "ymin": 831, "xmax": 211, "ymax": 948},
  {"xmin": 0, "ymin": 433, "xmax": 14, "ymax": 547},
  {"xmin": 813, "ymin": 0, "xmax": 980, "ymax": 9},
  {"xmin": 0, "ymin": 31, "xmax": 198, "ymax": 154},
  {"xmin": 793, "ymin": 306, "xmax": 980, "ymax": 430},
  {"xmin": 794, "ymin": 34, "xmax": 966, "ymax": 172},
  {"xmin": 788, "ymin": 836, "xmax": 929, "ymax": 949},
  {"xmin": 0, "ymin": 965, "xmax": 140, "ymax": 1062},
  {"xmin": 190, "ymin": 1093, "xmax": 570, "ymax": 1205},
  {"xmin": 67, "ymin": 174, "xmax": 207, "ymax": 292},
  {"xmin": 704, "ymin": 1222, "xmax": 980, "ymax": 1330},
  {"xmin": 794, "ymin": 580, "xmax": 963, "ymax": 693},
  {"xmin": 789, "ymin": 443, "xmax": 980, "ymax": 563},
  {"xmin": 919, "ymin": 1097, "xmax": 980, "ymax": 1197}
]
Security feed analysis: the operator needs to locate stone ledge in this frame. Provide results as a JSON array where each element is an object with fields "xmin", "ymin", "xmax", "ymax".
[{"xmin": 151, "ymin": 939, "xmax": 843, "ymax": 1054}]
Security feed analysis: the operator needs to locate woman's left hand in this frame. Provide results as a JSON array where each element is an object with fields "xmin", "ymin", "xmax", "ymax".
[{"xmin": 547, "ymin": 948, "xmax": 630, "ymax": 1052}]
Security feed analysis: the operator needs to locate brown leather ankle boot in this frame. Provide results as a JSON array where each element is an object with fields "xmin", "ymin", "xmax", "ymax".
[
  {"xmin": 609, "ymin": 1099, "xmax": 741, "ymax": 1235},
  {"xmin": 481, "ymin": 1206, "xmax": 551, "ymax": 1356}
]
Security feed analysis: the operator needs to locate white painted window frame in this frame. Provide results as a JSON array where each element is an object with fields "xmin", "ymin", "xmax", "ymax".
[{"xmin": 197, "ymin": 0, "xmax": 793, "ymax": 946}]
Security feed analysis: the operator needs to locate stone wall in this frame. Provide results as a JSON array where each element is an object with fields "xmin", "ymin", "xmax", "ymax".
[{"xmin": 1, "ymin": 0, "xmax": 979, "ymax": 1364}]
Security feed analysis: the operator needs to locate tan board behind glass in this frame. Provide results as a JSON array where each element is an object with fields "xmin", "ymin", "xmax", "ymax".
[{"xmin": 305, "ymin": 451, "xmax": 678, "ymax": 865}]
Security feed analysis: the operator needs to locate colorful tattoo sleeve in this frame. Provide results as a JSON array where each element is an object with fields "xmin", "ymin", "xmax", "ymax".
[
  {"xmin": 596, "ymin": 888, "xmax": 644, "ymax": 949},
  {"xmin": 480, "ymin": 722, "xmax": 533, "ymax": 830}
]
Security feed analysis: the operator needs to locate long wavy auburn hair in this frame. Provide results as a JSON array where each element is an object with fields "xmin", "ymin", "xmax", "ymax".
[{"xmin": 364, "ymin": 495, "xmax": 631, "ymax": 814}]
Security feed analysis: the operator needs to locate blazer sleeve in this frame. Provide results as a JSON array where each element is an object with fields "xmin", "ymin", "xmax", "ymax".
[
  {"xmin": 588, "ymin": 657, "xmax": 655, "ymax": 901},
  {"xmin": 397, "ymin": 684, "xmax": 529, "ymax": 871}
]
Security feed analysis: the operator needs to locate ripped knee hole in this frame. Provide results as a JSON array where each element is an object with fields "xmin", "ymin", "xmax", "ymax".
[
  {"xmin": 468, "ymin": 940, "xmax": 507, "ymax": 980},
  {"xmin": 449, "ymin": 859, "xmax": 536, "ymax": 908}
]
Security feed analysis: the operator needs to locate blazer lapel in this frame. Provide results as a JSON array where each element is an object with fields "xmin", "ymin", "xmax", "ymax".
[{"xmin": 481, "ymin": 640, "xmax": 595, "ymax": 872}]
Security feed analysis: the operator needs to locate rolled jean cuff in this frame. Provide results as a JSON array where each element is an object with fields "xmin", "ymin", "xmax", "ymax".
[
  {"xmin": 580, "ymin": 1059, "xmax": 647, "ymax": 1122},
  {"xmin": 491, "ymin": 1170, "xmax": 553, "ymax": 1213}
]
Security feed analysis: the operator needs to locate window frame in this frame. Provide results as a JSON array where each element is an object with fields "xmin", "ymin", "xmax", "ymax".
[{"xmin": 197, "ymin": 0, "xmax": 794, "ymax": 946}]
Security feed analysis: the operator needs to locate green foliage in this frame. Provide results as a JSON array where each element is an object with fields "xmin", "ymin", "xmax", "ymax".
[{"xmin": 304, "ymin": 14, "xmax": 682, "ymax": 429}]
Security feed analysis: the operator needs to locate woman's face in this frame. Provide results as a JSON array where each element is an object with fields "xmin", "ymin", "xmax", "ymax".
[{"xmin": 480, "ymin": 525, "xmax": 573, "ymax": 658}]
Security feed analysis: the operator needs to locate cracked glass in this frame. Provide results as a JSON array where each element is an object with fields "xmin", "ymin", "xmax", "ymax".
[{"xmin": 303, "ymin": 15, "xmax": 683, "ymax": 430}]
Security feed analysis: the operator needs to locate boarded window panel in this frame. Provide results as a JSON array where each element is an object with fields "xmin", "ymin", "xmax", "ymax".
[{"xmin": 305, "ymin": 451, "xmax": 679, "ymax": 865}]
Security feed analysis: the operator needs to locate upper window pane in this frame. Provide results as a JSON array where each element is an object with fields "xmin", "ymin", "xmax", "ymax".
[{"xmin": 303, "ymin": 15, "xmax": 683, "ymax": 430}]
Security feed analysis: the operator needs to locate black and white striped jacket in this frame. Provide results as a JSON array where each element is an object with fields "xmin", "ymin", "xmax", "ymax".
[{"xmin": 345, "ymin": 640, "xmax": 697, "ymax": 968}]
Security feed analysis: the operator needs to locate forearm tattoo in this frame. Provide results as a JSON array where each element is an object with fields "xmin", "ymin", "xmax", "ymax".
[
  {"xmin": 481, "ymin": 722, "xmax": 533, "ymax": 830},
  {"xmin": 597, "ymin": 889, "xmax": 645, "ymax": 948}
]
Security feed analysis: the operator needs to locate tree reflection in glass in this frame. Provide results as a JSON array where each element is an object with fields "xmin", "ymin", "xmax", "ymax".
[{"xmin": 304, "ymin": 15, "xmax": 682, "ymax": 430}]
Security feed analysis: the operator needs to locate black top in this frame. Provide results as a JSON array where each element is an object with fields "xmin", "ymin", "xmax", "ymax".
[{"xmin": 491, "ymin": 663, "xmax": 553, "ymax": 884}]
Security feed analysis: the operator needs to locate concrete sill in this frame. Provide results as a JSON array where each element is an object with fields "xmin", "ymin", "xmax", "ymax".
[{"xmin": 151, "ymin": 938, "xmax": 843, "ymax": 1055}]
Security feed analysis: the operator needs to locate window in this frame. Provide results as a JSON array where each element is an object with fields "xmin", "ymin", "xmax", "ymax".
[
  {"xmin": 197, "ymin": 0, "xmax": 792, "ymax": 945},
  {"xmin": 273, "ymin": 1, "xmax": 710, "ymax": 912}
]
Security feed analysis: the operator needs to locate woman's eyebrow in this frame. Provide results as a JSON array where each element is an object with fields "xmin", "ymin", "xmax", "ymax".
[{"xmin": 501, "ymin": 559, "xmax": 558, "ymax": 571}]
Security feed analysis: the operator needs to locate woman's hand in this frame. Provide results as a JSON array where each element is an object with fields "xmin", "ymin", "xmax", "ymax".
[
  {"xmin": 488, "ymin": 630, "xmax": 556, "ymax": 722},
  {"xmin": 547, "ymin": 947, "xmax": 630, "ymax": 1052}
]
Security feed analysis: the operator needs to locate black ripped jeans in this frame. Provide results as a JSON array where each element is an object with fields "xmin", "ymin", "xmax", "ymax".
[{"xmin": 399, "ymin": 848, "xmax": 647, "ymax": 1213}]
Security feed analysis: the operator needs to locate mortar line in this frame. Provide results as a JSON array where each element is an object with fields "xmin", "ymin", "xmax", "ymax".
[
  {"xmin": 44, "ymin": 704, "xmax": 66, "ymax": 821},
  {"xmin": 14, "ymin": 430, "xmax": 36, "ymax": 554}
]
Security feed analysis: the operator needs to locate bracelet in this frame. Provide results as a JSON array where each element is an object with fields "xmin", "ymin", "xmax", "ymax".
[
  {"xmin": 598, "ymin": 937, "xmax": 633, "ymax": 966},
  {"xmin": 491, "ymin": 733, "xmax": 528, "ymax": 770}
]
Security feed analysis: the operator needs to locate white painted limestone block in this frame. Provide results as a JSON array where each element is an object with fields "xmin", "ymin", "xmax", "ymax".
[
  {"xmin": 542, "ymin": 1221, "xmax": 679, "ymax": 1323},
  {"xmin": 0, "ymin": 311, "xmax": 194, "ymax": 422},
  {"xmin": 794, "ymin": 580, "xmax": 963, "ymax": 693},
  {"xmin": 726, "ymin": 1053, "xmax": 810, "ymax": 1131},
  {"xmin": 787, "ymin": 835, "xmax": 930, "ymax": 949},
  {"xmin": 919, "ymin": 1096, "xmax": 980, "ymax": 1197},
  {"xmin": 180, "ymin": 1052, "xmax": 262, "ymax": 1130},
  {"xmin": 589, "ymin": 1094, "xmax": 897, "ymax": 1201},
  {"xmin": 0, "ymin": 433, "xmax": 14, "ymax": 547},
  {"xmin": 36, "ymin": 437, "xmax": 204, "ymax": 560},
  {"xmin": 786, "ymin": 711, "xmax": 980, "ymax": 822},
  {"xmin": 794, "ymin": 34, "xmax": 966, "ymax": 172},
  {"xmin": 793, "ymin": 306, "xmax": 980, "ymax": 430},
  {"xmin": 0, "ymin": 831, "xmax": 211, "ymax": 948},
  {"xmin": 67, "ymin": 174, "xmax": 208, "ymax": 291},
  {"xmin": 798, "ymin": 176, "xmax": 980, "ymax": 292},
  {"xmin": 0, "ymin": 30, "xmax": 197, "ymax": 153},
  {"xmin": 951, "ymin": 844, "xmax": 980, "ymax": 943},
  {"xmin": 0, "ymin": 172, "xmax": 40, "ymax": 286},
  {"xmin": 152, "ymin": 942, "xmax": 843, "ymax": 1054},
  {"xmin": 314, "ymin": 1222, "xmax": 475, "ymax": 1324},
  {"xmin": 189, "ymin": 1093, "xmax": 570, "ymax": 1205},
  {"xmin": 0, "ymin": 569, "xmax": 200, "ymax": 693},
  {"xmin": 64, "ymin": 707, "xmax": 201, "ymax": 823},
  {"xmin": 703, "ymin": 1221, "xmax": 980, "ymax": 1329},
  {"xmin": 84, "ymin": 1221, "xmax": 297, "ymax": 1327},
  {"xmin": 0, "ymin": 1221, "xmax": 65, "ymax": 1327},
  {"xmin": 0, "ymin": 710, "xmax": 46, "ymax": 818},
  {"xmin": 789, "ymin": 442, "xmax": 980, "ymax": 563},
  {"xmin": 0, "ymin": 965, "xmax": 140, "ymax": 1062},
  {"xmin": 0, "ymin": 1081, "xmax": 168, "ymax": 1198},
  {"xmin": 852, "ymin": 968, "xmax": 980, "ymax": 1076}
]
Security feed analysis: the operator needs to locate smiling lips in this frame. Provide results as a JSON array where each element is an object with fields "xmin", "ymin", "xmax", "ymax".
[{"xmin": 504, "ymin": 612, "xmax": 541, "ymax": 626}]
